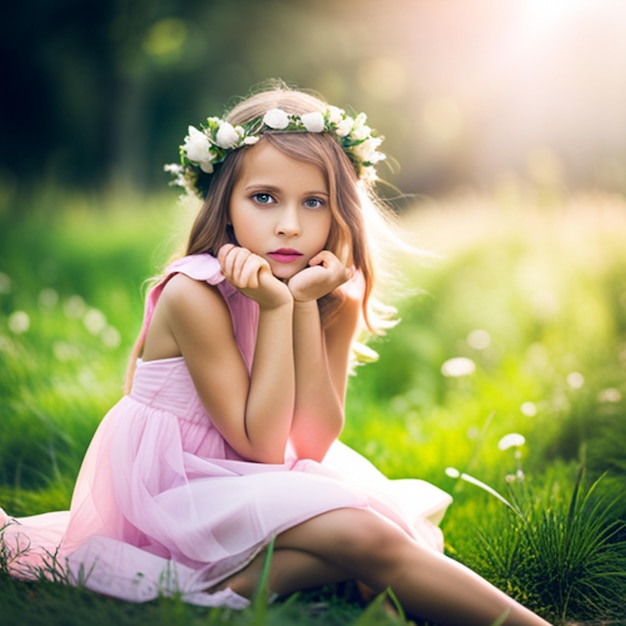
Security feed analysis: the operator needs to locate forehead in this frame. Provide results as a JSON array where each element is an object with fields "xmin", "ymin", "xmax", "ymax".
[{"xmin": 236, "ymin": 140, "xmax": 328, "ymax": 191}]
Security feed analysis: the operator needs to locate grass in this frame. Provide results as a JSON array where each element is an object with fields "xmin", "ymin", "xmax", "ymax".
[{"xmin": 1, "ymin": 186, "xmax": 626, "ymax": 625}]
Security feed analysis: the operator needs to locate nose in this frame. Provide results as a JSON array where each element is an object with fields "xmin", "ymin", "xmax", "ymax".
[{"xmin": 275, "ymin": 205, "xmax": 301, "ymax": 237}]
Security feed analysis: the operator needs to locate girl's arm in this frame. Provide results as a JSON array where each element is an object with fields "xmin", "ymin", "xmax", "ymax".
[
  {"xmin": 161, "ymin": 247, "xmax": 295, "ymax": 464},
  {"xmin": 287, "ymin": 251, "xmax": 362, "ymax": 461}
]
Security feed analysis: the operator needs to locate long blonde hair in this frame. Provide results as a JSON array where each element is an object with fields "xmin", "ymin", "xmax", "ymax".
[{"xmin": 125, "ymin": 84, "xmax": 401, "ymax": 392}]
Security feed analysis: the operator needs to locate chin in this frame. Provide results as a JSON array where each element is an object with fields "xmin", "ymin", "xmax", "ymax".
[{"xmin": 269, "ymin": 263, "xmax": 302, "ymax": 281}]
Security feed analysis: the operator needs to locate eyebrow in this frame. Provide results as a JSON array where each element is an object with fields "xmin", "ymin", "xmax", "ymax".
[{"xmin": 243, "ymin": 184, "xmax": 329, "ymax": 197}]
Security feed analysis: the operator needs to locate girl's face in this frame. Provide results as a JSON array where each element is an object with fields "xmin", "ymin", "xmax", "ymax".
[{"xmin": 229, "ymin": 141, "xmax": 332, "ymax": 281}]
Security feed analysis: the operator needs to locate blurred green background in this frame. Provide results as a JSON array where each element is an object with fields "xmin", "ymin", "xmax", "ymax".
[
  {"xmin": 2, "ymin": 2, "xmax": 626, "ymax": 624},
  {"xmin": 3, "ymin": 0, "xmax": 626, "ymax": 199}
]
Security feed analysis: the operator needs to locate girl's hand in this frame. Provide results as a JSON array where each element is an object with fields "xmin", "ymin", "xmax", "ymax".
[
  {"xmin": 218, "ymin": 244, "xmax": 292, "ymax": 309},
  {"xmin": 287, "ymin": 250, "xmax": 352, "ymax": 302}
]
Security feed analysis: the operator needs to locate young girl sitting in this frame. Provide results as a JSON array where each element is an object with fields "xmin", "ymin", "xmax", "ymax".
[{"xmin": 1, "ymin": 83, "xmax": 551, "ymax": 625}]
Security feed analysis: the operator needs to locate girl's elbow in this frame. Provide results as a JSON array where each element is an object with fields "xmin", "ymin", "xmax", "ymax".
[
  {"xmin": 242, "ymin": 435, "xmax": 288, "ymax": 464},
  {"xmin": 292, "ymin": 421, "xmax": 343, "ymax": 462}
]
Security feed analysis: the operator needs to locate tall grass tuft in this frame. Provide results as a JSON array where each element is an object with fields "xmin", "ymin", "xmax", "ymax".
[{"xmin": 458, "ymin": 468, "xmax": 626, "ymax": 624}]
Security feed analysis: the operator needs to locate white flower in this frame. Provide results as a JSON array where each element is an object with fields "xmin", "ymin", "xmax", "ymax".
[
  {"xmin": 243, "ymin": 136, "xmax": 260, "ymax": 145},
  {"xmin": 335, "ymin": 118, "xmax": 353, "ymax": 137},
  {"xmin": 567, "ymin": 372, "xmax": 585, "ymax": 389},
  {"xmin": 163, "ymin": 163, "xmax": 183, "ymax": 174},
  {"xmin": 301, "ymin": 111, "xmax": 325, "ymax": 133},
  {"xmin": 350, "ymin": 113, "xmax": 369, "ymax": 139},
  {"xmin": 498, "ymin": 433, "xmax": 526, "ymax": 451},
  {"xmin": 352, "ymin": 137, "xmax": 383, "ymax": 163},
  {"xmin": 8, "ymin": 311, "xmax": 29, "ymax": 334},
  {"xmin": 183, "ymin": 126, "xmax": 211, "ymax": 162},
  {"xmin": 467, "ymin": 329, "xmax": 491, "ymax": 350},
  {"xmin": 326, "ymin": 105, "xmax": 345, "ymax": 125},
  {"xmin": 441, "ymin": 356, "xmax": 476, "ymax": 378},
  {"xmin": 351, "ymin": 124, "xmax": 372, "ymax": 141},
  {"xmin": 215, "ymin": 121, "xmax": 241, "ymax": 149},
  {"xmin": 84, "ymin": 308, "xmax": 107, "ymax": 335},
  {"xmin": 597, "ymin": 388, "xmax": 621, "ymax": 403},
  {"xmin": 263, "ymin": 108, "xmax": 290, "ymax": 129}
]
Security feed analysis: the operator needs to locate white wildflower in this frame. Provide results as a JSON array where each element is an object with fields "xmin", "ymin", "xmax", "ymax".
[
  {"xmin": 163, "ymin": 163, "xmax": 183, "ymax": 174},
  {"xmin": 53, "ymin": 341, "xmax": 77, "ymax": 362},
  {"xmin": 8, "ymin": 311, "xmax": 30, "ymax": 334},
  {"xmin": 215, "ymin": 121, "xmax": 241, "ymax": 149},
  {"xmin": 301, "ymin": 111, "xmax": 325, "ymax": 133},
  {"xmin": 597, "ymin": 388, "xmax": 621, "ymax": 403},
  {"xmin": 101, "ymin": 326, "xmax": 121, "ymax": 349},
  {"xmin": 351, "ymin": 112, "xmax": 368, "ymax": 134},
  {"xmin": 64, "ymin": 295, "xmax": 86, "ymax": 319},
  {"xmin": 199, "ymin": 161, "xmax": 214, "ymax": 174},
  {"xmin": 567, "ymin": 372, "xmax": 585, "ymax": 389},
  {"xmin": 498, "ymin": 433, "xmax": 526, "ymax": 451},
  {"xmin": 335, "ymin": 118, "xmax": 353, "ymax": 137},
  {"xmin": 183, "ymin": 126, "xmax": 211, "ymax": 162},
  {"xmin": 441, "ymin": 356, "xmax": 476, "ymax": 378},
  {"xmin": 352, "ymin": 136, "xmax": 383, "ymax": 163},
  {"xmin": 326, "ymin": 105, "xmax": 345, "ymax": 125},
  {"xmin": 39, "ymin": 288, "xmax": 59, "ymax": 308},
  {"xmin": 352, "ymin": 124, "xmax": 372, "ymax": 141},
  {"xmin": 83, "ymin": 308, "xmax": 107, "ymax": 335},
  {"xmin": 467, "ymin": 329, "xmax": 491, "ymax": 350},
  {"xmin": 263, "ymin": 108, "xmax": 290, "ymax": 130},
  {"xmin": 520, "ymin": 401, "xmax": 537, "ymax": 417}
]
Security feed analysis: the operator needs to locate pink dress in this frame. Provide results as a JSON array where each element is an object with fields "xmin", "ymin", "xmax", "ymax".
[{"xmin": 0, "ymin": 254, "xmax": 451, "ymax": 608}]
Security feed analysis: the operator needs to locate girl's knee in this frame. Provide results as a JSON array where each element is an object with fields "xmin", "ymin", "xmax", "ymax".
[
  {"xmin": 276, "ymin": 507, "xmax": 411, "ymax": 569},
  {"xmin": 326, "ymin": 509, "xmax": 410, "ymax": 566}
]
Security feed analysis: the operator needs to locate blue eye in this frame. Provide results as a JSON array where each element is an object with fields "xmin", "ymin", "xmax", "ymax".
[
  {"xmin": 252, "ymin": 193, "xmax": 274, "ymax": 205},
  {"xmin": 304, "ymin": 198, "xmax": 324, "ymax": 209}
]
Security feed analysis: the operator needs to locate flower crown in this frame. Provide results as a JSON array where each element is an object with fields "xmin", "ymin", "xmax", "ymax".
[{"xmin": 164, "ymin": 106, "xmax": 385, "ymax": 200}]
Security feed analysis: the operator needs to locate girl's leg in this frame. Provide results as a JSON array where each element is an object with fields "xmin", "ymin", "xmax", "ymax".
[
  {"xmin": 212, "ymin": 547, "xmax": 351, "ymax": 599},
  {"xmin": 274, "ymin": 508, "xmax": 552, "ymax": 626}
]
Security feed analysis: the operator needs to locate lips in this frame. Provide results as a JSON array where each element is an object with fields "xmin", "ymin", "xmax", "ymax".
[{"xmin": 268, "ymin": 248, "xmax": 303, "ymax": 263}]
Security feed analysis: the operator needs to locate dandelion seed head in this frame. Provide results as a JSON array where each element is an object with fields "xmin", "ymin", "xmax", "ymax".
[
  {"xmin": 78, "ymin": 369, "xmax": 96, "ymax": 387},
  {"xmin": 83, "ymin": 308, "xmax": 107, "ymax": 335},
  {"xmin": 8, "ymin": 311, "xmax": 30, "ymax": 334},
  {"xmin": 39, "ymin": 288, "xmax": 59, "ymax": 309},
  {"xmin": 467, "ymin": 329, "xmax": 491, "ymax": 350},
  {"xmin": 64, "ymin": 295, "xmax": 86, "ymax": 319},
  {"xmin": 101, "ymin": 326, "xmax": 121, "ymax": 349},
  {"xmin": 520, "ymin": 401, "xmax": 537, "ymax": 417},
  {"xmin": 441, "ymin": 356, "xmax": 476, "ymax": 378},
  {"xmin": 498, "ymin": 433, "xmax": 526, "ymax": 451},
  {"xmin": 53, "ymin": 341, "xmax": 78, "ymax": 362},
  {"xmin": 567, "ymin": 372, "xmax": 585, "ymax": 389},
  {"xmin": 597, "ymin": 388, "xmax": 621, "ymax": 403}
]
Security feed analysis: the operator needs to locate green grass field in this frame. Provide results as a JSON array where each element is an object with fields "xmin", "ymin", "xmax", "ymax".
[{"xmin": 1, "ymin": 187, "xmax": 625, "ymax": 625}]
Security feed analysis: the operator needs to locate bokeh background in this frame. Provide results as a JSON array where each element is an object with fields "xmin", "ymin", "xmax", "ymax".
[
  {"xmin": 2, "ymin": 2, "xmax": 626, "ymax": 624},
  {"xmin": 3, "ymin": 0, "xmax": 626, "ymax": 199}
]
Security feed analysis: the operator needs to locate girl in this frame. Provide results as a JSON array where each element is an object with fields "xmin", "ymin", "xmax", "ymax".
[{"xmin": 1, "ymin": 84, "xmax": 551, "ymax": 626}]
